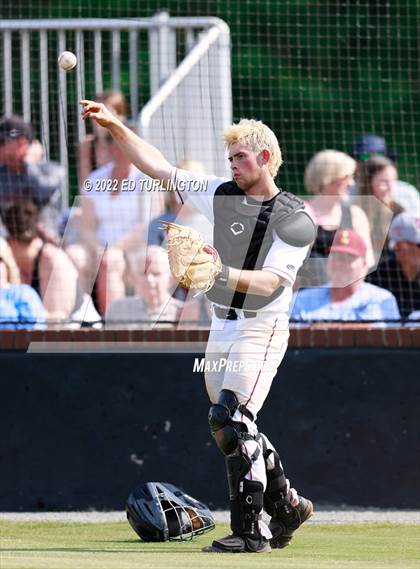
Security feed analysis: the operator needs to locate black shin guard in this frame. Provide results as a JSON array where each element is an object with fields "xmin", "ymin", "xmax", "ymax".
[
  {"xmin": 230, "ymin": 479, "xmax": 264, "ymax": 536},
  {"xmin": 226, "ymin": 454, "xmax": 265, "ymax": 550},
  {"xmin": 226, "ymin": 453, "xmax": 251, "ymax": 501},
  {"xmin": 206, "ymin": 391, "xmax": 269, "ymax": 553},
  {"xmin": 262, "ymin": 447, "xmax": 314, "ymax": 548},
  {"xmin": 263, "ymin": 449, "xmax": 293, "ymax": 516}
]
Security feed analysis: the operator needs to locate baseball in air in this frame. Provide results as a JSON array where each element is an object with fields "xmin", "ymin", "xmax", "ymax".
[{"xmin": 57, "ymin": 51, "xmax": 77, "ymax": 71}]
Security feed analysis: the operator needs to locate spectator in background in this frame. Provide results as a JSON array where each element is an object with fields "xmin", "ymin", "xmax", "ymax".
[
  {"xmin": 355, "ymin": 155, "xmax": 404, "ymax": 256},
  {"xmin": 350, "ymin": 134, "xmax": 419, "ymax": 213},
  {"xmin": 366, "ymin": 213, "xmax": 420, "ymax": 319},
  {"xmin": 303, "ymin": 150, "xmax": 374, "ymax": 285},
  {"xmin": 78, "ymin": 90, "xmax": 128, "ymax": 185},
  {"xmin": 2, "ymin": 196, "xmax": 79, "ymax": 321},
  {"xmin": 105, "ymin": 245, "xmax": 204, "ymax": 327},
  {"xmin": 69, "ymin": 129, "xmax": 163, "ymax": 314},
  {"xmin": 0, "ymin": 236, "xmax": 46, "ymax": 328},
  {"xmin": 62, "ymin": 91, "xmax": 130, "ymax": 250},
  {"xmin": 291, "ymin": 229, "xmax": 400, "ymax": 321},
  {"xmin": 148, "ymin": 159, "xmax": 212, "ymax": 247},
  {"xmin": 0, "ymin": 115, "xmax": 65, "ymax": 238}
]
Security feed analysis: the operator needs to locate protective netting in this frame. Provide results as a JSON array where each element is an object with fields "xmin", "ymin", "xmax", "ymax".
[{"xmin": 0, "ymin": 1, "xmax": 418, "ymax": 330}]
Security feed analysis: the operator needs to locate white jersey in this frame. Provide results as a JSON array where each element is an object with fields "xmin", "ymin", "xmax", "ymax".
[{"xmin": 170, "ymin": 167, "xmax": 310, "ymax": 316}]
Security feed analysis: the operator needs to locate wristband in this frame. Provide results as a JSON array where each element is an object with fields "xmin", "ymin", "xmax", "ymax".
[{"xmin": 215, "ymin": 264, "xmax": 229, "ymax": 286}]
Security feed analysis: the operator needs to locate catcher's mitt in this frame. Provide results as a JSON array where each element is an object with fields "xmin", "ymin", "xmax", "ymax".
[{"xmin": 163, "ymin": 222, "xmax": 222, "ymax": 291}]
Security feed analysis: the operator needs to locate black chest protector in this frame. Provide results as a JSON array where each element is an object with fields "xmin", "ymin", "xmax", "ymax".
[{"xmin": 206, "ymin": 181, "xmax": 313, "ymax": 310}]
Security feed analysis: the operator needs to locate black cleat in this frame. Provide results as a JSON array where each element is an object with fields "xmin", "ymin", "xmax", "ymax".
[
  {"xmin": 202, "ymin": 533, "xmax": 271, "ymax": 553},
  {"xmin": 269, "ymin": 496, "xmax": 313, "ymax": 549}
]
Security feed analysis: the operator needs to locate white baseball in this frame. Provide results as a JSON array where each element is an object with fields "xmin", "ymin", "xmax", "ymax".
[{"xmin": 57, "ymin": 51, "xmax": 77, "ymax": 71}]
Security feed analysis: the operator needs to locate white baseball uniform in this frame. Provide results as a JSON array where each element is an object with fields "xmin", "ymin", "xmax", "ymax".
[{"xmin": 170, "ymin": 168, "xmax": 310, "ymax": 500}]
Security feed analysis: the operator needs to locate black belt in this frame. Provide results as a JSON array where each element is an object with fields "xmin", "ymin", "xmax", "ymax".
[{"xmin": 214, "ymin": 305, "xmax": 257, "ymax": 320}]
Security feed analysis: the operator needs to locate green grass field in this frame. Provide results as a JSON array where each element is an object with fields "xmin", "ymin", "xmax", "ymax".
[{"xmin": 0, "ymin": 521, "xmax": 419, "ymax": 569}]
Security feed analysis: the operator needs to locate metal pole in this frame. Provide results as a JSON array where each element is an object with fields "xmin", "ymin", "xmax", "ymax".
[
  {"xmin": 20, "ymin": 31, "xmax": 31, "ymax": 123},
  {"xmin": 129, "ymin": 30, "xmax": 139, "ymax": 119},
  {"xmin": 58, "ymin": 31, "xmax": 69, "ymax": 207},
  {"xmin": 94, "ymin": 30, "xmax": 103, "ymax": 95},
  {"xmin": 112, "ymin": 31, "xmax": 121, "ymax": 92},
  {"xmin": 76, "ymin": 30, "xmax": 86, "ymax": 142},
  {"xmin": 3, "ymin": 31, "xmax": 13, "ymax": 115},
  {"xmin": 39, "ymin": 30, "xmax": 50, "ymax": 159}
]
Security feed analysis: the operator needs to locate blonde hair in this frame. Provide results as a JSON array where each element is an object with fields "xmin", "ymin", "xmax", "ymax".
[
  {"xmin": 223, "ymin": 119, "xmax": 283, "ymax": 177},
  {"xmin": 0, "ymin": 237, "xmax": 20, "ymax": 284},
  {"xmin": 304, "ymin": 150, "xmax": 356, "ymax": 194}
]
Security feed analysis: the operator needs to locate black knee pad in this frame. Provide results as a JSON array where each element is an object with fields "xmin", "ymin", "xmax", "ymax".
[
  {"xmin": 209, "ymin": 415, "xmax": 239, "ymax": 455},
  {"xmin": 208, "ymin": 390, "xmax": 247, "ymax": 455},
  {"xmin": 208, "ymin": 402, "xmax": 230, "ymax": 433},
  {"xmin": 212, "ymin": 389, "xmax": 239, "ymax": 420}
]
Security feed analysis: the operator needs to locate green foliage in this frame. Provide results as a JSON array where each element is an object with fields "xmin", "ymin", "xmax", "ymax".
[{"xmin": 2, "ymin": 1, "xmax": 418, "ymax": 194}]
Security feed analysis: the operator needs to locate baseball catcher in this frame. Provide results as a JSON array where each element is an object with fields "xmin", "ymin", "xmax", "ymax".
[{"xmin": 81, "ymin": 100, "xmax": 316, "ymax": 554}]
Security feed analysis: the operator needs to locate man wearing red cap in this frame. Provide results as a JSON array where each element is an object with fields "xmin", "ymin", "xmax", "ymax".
[{"xmin": 291, "ymin": 229, "xmax": 400, "ymax": 321}]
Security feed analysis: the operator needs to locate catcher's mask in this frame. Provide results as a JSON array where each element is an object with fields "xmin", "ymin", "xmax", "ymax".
[{"xmin": 126, "ymin": 482, "xmax": 215, "ymax": 542}]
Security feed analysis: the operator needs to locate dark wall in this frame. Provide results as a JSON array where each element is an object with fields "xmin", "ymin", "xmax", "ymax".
[{"xmin": 1, "ymin": 349, "xmax": 418, "ymax": 511}]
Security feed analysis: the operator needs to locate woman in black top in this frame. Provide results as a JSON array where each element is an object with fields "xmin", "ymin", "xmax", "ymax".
[{"xmin": 2, "ymin": 197, "xmax": 78, "ymax": 320}]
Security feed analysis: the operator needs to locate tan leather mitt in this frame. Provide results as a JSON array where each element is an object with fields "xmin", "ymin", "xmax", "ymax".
[{"xmin": 163, "ymin": 222, "xmax": 222, "ymax": 291}]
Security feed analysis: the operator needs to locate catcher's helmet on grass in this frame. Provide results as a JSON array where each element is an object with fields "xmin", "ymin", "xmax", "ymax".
[{"xmin": 126, "ymin": 482, "xmax": 215, "ymax": 542}]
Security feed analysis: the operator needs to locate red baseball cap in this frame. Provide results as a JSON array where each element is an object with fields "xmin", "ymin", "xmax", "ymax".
[{"xmin": 330, "ymin": 229, "xmax": 367, "ymax": 257}]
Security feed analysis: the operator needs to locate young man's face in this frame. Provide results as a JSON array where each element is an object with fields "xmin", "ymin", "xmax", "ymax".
[
  {"xmin": 228, "ymin": 142, "xmax": 265, "ymax": 191},
  {"xmin": 328, "ymin": 251, "xmax": 367, "ymax": 288}
]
